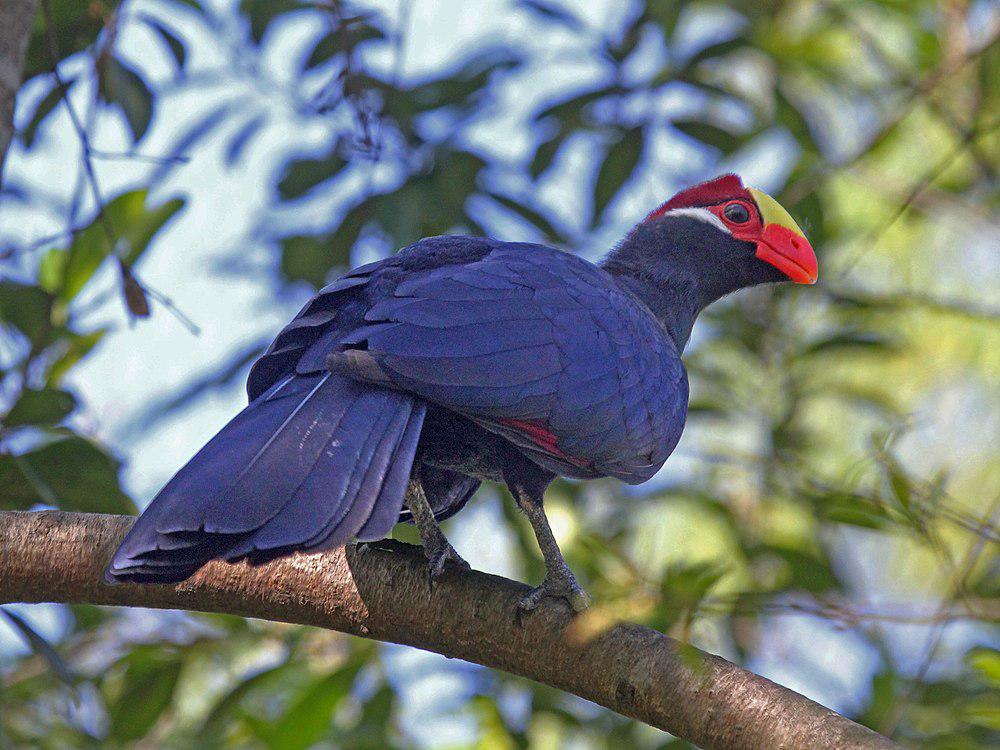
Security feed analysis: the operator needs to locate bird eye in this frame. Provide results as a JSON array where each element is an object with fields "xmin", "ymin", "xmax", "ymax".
[{"xmin": 723, "ymin": 202, "xmax": 751, "ymax": 224}]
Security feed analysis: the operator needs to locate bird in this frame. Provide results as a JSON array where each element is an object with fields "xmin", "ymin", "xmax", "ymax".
[{"xmin": 106, "ymin": 173, "xmax": 817, "ymax": 611}]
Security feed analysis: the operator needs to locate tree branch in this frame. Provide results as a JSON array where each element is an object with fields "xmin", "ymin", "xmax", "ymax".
[
  {"xmin": 0, "ymin": 0, "xmax": 41, "ymax": 183},
  {"xmin": 0, "ymin": 510, "xmax": 900, "ymax": 749}
]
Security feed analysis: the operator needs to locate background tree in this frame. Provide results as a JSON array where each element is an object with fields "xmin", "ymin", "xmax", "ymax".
[{"xmin": 0, "ymin": 0, "xmax": 997, "ymax": 748}]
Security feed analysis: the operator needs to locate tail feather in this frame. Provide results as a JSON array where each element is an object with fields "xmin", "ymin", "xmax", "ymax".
[
  {"xmin": 238, "ymin": 390, "xmax": 415, "ymax": 557},
  {"xmin": 151, "ymin": 373, "xmax": 347, "ymax": 536},
  {"xmin": 106, "ymin": 374, "xmax": 425, "ymax": 584},
  {"xmin": 357, "ymin": 405, "xmax": 424, "ymax": 541}
]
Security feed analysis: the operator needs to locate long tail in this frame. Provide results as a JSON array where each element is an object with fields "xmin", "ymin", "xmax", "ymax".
[{"xmin": 106, "ymin": 373, "xmax": 425, "ymax": 584}]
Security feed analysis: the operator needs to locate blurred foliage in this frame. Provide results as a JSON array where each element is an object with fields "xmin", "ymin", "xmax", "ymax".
[{"xmin": 1, "ymin": 0, "xmax": 998, "ymax": 748}]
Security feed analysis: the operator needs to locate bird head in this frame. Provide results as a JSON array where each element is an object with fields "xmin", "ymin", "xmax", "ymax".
[
  {"xmin": 603, "ymin": 174, "xmax": 817, "ymax": 350},
  {"xmin": 638, "ymin": 173, "xmax": 818, "ymax": 287}
]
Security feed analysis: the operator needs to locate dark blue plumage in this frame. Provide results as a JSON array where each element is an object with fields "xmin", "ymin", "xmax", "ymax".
[{"xmin": 107, "ymin": 175, "xmax": 816, "ymax": 608}]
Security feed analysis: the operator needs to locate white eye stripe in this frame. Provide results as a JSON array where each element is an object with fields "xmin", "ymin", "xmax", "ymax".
[{"xmin": 663, "ymin": 207, "xmax": 730, "ymax": 234}]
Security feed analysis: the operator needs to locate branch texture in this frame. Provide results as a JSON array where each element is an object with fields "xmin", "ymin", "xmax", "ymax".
[
  {"xmin": 0, "ymin": 510, "xmax": 900, "ymax": 750},
  {"xmin": 0, "ymin": 0, "xmax": 40, "ymax": 183}
]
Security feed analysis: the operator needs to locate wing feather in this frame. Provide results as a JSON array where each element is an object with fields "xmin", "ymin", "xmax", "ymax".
[{"xmin": 350, "ymin": 242, "xmax": 688, "ymax": 482}]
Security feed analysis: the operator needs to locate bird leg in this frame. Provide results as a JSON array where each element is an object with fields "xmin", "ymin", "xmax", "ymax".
[
  {"xmin": 514, "ymin": 490, "xmax": 590, "ymax": 613},
  {"xmin": 404, "ymin": 477, "xmax": 469, "ymax": 584}
]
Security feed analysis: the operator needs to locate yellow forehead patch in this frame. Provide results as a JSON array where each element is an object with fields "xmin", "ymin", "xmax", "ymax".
[{"xmin": 748, "ymin": 188, "xmax": 806, "ymax": 238}]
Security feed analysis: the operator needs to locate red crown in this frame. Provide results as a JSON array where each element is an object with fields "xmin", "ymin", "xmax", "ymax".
[{"xmin": 645, "ymin": 174, "xmax": 751, "ymax": 222}]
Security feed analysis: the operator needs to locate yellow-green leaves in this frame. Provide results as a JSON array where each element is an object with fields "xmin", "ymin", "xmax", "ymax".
[{"xmin": 39, "ymin": 190, "xmax": 184, "ymax": 303}]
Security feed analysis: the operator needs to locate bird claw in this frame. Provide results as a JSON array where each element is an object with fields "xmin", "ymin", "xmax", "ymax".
[
  {"xmin": 518, "ymin": 573, "xmax": 591, "ymax": 614},
  {"xmin": 423, "ymin": 540, "xmax": 469, "ymax": 590}
]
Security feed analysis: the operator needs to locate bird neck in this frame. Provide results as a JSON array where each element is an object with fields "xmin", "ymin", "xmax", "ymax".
[
  {"xmin": 600, "ymin": 216, "xmax": 743, "ymax": 351},
  {"xmin": 602, "ymin": 266, "xmax": 702, "ymax": 351}
]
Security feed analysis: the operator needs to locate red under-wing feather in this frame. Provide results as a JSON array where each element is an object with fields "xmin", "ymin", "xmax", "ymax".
[{"xmin": 498, "ymin": 418, "xmax": 592, "ymax": 469}]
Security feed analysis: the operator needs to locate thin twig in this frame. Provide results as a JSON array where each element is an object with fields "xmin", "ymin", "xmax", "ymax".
[
  {"xmin": 39, "ymin": 0, "xmax": 198, "ymax": 333},
  {"xmin": 836, "ymin": 118, "xmax": 1000, "ymax": 274},
  {"xmin": 824, "ymin": 286, "xmax": 1000, "ymax": 322},
  {"xmin": 879, "ymin": 494, "xmax": 1000, "ymax": 737},
  {"xmin": 89, "ymin": 149, "xmax": 190, "ymax": 165},
  {"xmin": 826, "ymin": 1, "xmax": 997, "ymax": 182},
  {"xmin": 372, "ymin": 0, "xmax": 413, "ymax": 163},
  {"xmin": 41, "ymin": 0, "xmax": 115, "ymax": 248},
  {"xmin": 782, "ymin": 29, "xmax": 999, "ymax": 206},
  {"xmin": 142, "ymin": 281, "xmax": 201, "ymax": 335},
  {"xmin": 0, "ymin": 223, "xmax": 91, "ymax": 260},
  {"xmin": 700, "ymin": 593, "xmax": 1000, "ymax": 627}
]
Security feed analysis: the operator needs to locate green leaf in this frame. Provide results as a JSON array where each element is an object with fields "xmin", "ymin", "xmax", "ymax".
[
  {"xmin": 107, "ymin": 647, "xmax": 183, "ymax": 741},
  {"xmin": 337, "ymin": 682, "xmax": 395, "ymax": 747},
  {"xmin": 365, "ymin": 149, "xmax": 485, "ymax": 248},
  {"xmin": 819, "ymin": 492, "xmax": 890, "ymax": 530},
  {"xmin": 786, "ymin": 189, "xmax": 825, "ymax": 248},
  {"xmin": 280, "ymin": 229, "xmax": 345, "ymax": 286},
  {"xmin": 280, "ymin": 228, "xmax": 355, "ymax": 288},
  {"xmin": 239, "ymin": 0, "xmax": 303, "ymax": 44},
  {"xmin": 58, "ymin": 223, "xmax": 108, "ymax": 302},
  {"xmin": 802, "ymin": 332, "xmax": 899, "ymax": 357},
  {"xmin": 761, "ymin": 545, "xmax": 840, "ymax": 592},
  {"xmin": 518, "ymin": 1, "xmax": 583, "ymax": 30},
  {"xmin": 23, "ymin": 0, "xmax": 113, "ymax": 80},
  {"xmin": 672, "ymin": 119, "xmax": 741, "ymax": 153},
  {"xmin": 50, "ymin": 191, "xmax": 184, "ymax": 302},
  {"xmin": 98, "ymin": 56, "xmax": 154, "ymax": 143},
  {"xmin": 682, "ymin": 37, "xmax": 748, "ymax": 69},
  {"xmin": 609, "ymin": 11, "xmax": 645, "ymax": 62},
  {"xmin": 685, "ymin": 398, "xmax": 729, "ymax": 418},
  {"xmin": 652, "ymin": 562, "xmax": 727, "ymax": 630},
  {"xmin": 47, "ymin": 329, "xmax": 107, "ymax": 385},
  {"xmin": 641, "ymin": 0, "xmax": 682, "ymax": 37},
  {"xmin": 862, "ymin": 670, "xmax": 898, "ymax": 729},
  {"xmin": 963, "ymin": 700, "xmax": 1000, "ymax": 730},
  {"xmin": 0, "ymin": 437, "xmax": 136, "ymax": 513},
  {"xmin": 20, "ymin": 79, "xmax": 70, "ymax": 149},
  {"xmin": 884, "ymin": 458, "xmax": 912, "ymax": 512},
  {"xmin": 534, "ymin": 86, "xmax": 618, "ymax": 126},
  {"xmin": 143, "ymin": 16, "xmax": 187, "ymax": 72},
  {"xmin": 278, "ymin": 152, "xmax": 347, "ymax": 200},
  {"xmin": 774, "ymin": 89, "xmax": 814, "ymax": 146},
  {"xmin": 305, "ymin": 16, "xmax": 385, "ymax": 70},
  {"xmin": 0, "ymin": 608, "xmax": 75, "ymax": 686},
  {"xmin": 200, "ymin": 662, "xmax": 302, "ymax": 743},
  {"xmin": 0, "ymin": 281, "xmax": 55, "ymax": 346},
  {"xmin": 116, "ymin": 195, "xmax": 186, "ymax": 266},
  {"xmin": 305, "ymin": 29, "xmax": 340, "ymax": 70},
  {"xmin": 486, "ymin": 191, "xmax": 563, "ymax": 242},
  {"xmin": 261, "ymin": 660, "xmax": 363, "ymax": 750},
  {"xmin": 406, "ymin": 49, "xmax": 520, "ymax": 112},
  {"xmin": 968, "ymin": 647, "xmax": 1000, "ymax": 686},
  {"xmin": 530, "ymin": 130, "xmax": 565, "ymax": 178},
  {"xmin": 3, "ymin": 388, "xmax": 76, "ymax": 429},
  {"xmin": 593, "ymin": 126, "xmax": 643, "ymax": 221},
  {"xmin": 225, "ymin": 113, "xmax": 268, "ymax": 166}
]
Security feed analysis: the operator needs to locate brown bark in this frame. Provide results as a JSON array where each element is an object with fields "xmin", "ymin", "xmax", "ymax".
[
  {"xmin": 0, "ymin": 0, "xmax": 40, "ymax": 184},
  {"xmin": 0, "ymin": 510, "xmax": 900, "ymax": 750}
]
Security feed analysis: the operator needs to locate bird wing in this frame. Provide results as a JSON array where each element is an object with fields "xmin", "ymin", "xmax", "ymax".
[
  {"xmin": 320, "ymin": 240, "xmax": 688, "ymax": 483},
  {"xmin": 246, "ymin": 258, "xmax": 387, "ymax": 401}
]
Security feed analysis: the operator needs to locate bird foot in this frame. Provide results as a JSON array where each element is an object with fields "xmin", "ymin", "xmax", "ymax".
[
  {"xmin": 423, "ymin": 539, "xmax": 469, "ymax": 588},
  {"xmin": 518, "ymin": 573, "xmax": 591, "ymax": 614}
]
